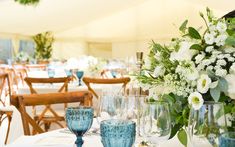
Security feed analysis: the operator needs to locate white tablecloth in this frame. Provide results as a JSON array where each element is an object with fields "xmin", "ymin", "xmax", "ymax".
[{"xmin": 6, "ymin": 122, "xmax": 183, "ymax": 147}]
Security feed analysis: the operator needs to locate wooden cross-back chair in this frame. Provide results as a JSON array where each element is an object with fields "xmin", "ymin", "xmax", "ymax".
[
  {"xmin": 24, "ymin": 77, "xmax": 71, "ymax": 131},
  {"xmin": 83, "ymin": 77, "xmax": 131, "ymax": 101},
  {"xmin": 0, "ymin": 73, "xmax": 11, "ymax": 106},
  {"xmin": 11, "ymin": 91, "xmax": 92, "ymax": 135},
  {"xmin": 0, "ymin": 73, "xmax": 13, "ymax": 144}
]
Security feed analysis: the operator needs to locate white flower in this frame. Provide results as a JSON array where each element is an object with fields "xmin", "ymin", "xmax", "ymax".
[
  {"xmin": 212, "ymin": 50, "xmax": 222, "ymax": 55},
  {"xmin": 144, "ymin": 58, "xmax": 151, "ymax": 69},
  {"xmin": 228, "ymin": 57, "xmax": 235, "ymax": 62},
  {"xmin": 206, "ymin": 65, "xmax": 213, "ymax": 71},
  {"xmin": 215, "ymin": 68, "xmax": 227, "ymax": 77},
  {"xmin": 205, "ymin": 46, "xmax": 214, "ymax": 53},
  {"xmin": 209, "ymin": 24, "xmax": 217, "ymax": 32},
  {"xmin": 216, "ymin": 21, "xmax": 227, "ymax": 33},
  {"xmin": 205, "ymin": 32, "xmax": 215, "ymax": 45},
  {"xmin": 225, "ymin": 48, "xmax": 235, "ymax": 53},
  {"xmin": 217, "ymin": 54, "xmax": 225, "ymax": 59},
  {"xmin": 197, "ymin": 74, "xmax": 212, "ymax": 93},
  {"xmin": 195, "ymin": 53, "xmax": 205, "ymax": 64},
  {"xmin": 186, "ymin": 68, "xmax": 199, "ymax": 81},
  {"xmin": 153, "ymin": 65, "xmax": 165, "ymax": 77},
  {"xmin": 170, "ymin": 41, "xmax": 196, "ymax": 61},
  {"xmin": 215, "ymin": 34, "xmax": 227, "ymax": 46},
  {"xmin": 216, "ymin": 59, "xmax": 227, "ymax": 66},
  {"xmin": 197, "ymin": 63, "xmax": 205, "ymax": 71},
  {"xmin": 201, "ymin": 59, "xmax": 212, "ymax": 66},
  {"xmin": 188, "ymin": 92, "xmax": 204, "ymax": 110}
]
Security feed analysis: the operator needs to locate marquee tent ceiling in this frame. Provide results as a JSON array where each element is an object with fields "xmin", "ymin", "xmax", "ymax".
[{"xmin": 0, "ymin": 0, "xmax": 234, "ymax": 42}]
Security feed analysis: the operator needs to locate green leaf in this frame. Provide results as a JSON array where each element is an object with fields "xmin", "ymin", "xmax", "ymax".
[
  {"xmin": 188, "ymin": 27, "xmax": 201, "ymax": 39},
  {"xmin": 218, "ymin": 78, "xmax": 228, "ymax": 93},
  {"xmin": 169, "ymin": 124, "xmax": 182, "ymax": 139},
  {"xmin": 210, "ymin": 86, "xmax": 221, "ymax": 102},
  {"xmin": 177, "ymin": 129, "xmax": 187, "ymax": 147},
  {"xmin": 225, "ymin": 36, "xmax": 235, "ymax": 46},
  {"xmin": 179, "ymin": 20, "xmax": 188, "ymax": 33},
  {"xmin": 190, "ymin": 44, "xmax": 203, "ymax": 50}
]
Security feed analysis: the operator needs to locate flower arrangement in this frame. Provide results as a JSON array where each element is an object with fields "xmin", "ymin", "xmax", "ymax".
[
  {"xmin": 137, "ymin": 8, "xmax": 235, "ymax": 146},
  {"xmin": 15, "ymin": 0, "xmax": 39, "ymax": 5}
]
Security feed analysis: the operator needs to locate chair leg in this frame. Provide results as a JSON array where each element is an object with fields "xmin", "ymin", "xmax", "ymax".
[{"xmin": 5, "ymin": 114, "xmax": 12, "ymax": 144}]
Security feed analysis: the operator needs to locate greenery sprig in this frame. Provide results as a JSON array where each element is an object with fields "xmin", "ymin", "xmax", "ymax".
[{"xmin": 15, "ymin": 0, "xmax": 39, "ymax": 5}]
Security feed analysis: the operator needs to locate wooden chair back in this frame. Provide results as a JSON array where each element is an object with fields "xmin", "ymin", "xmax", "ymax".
[
  {"xmin": 11, "ymin": 91, "xmax": 92, "ymax": 135},
  {"xmin": 24, "ymin": 77, "xmax": 72, "ymax": 131},
  {"xmin": 83, "ymin": 77, "xmax": 131, "ymax": 99},
  {"xmin": 24, "ymin": 77, "xmax": 71, "ymax": 94},
  {"xmin": 0, "ymin": 109, "xmax": 13, "ymax": 144},
  {"xmin": 0, "ymin": 73, "xmax": 11, "ymax": 106}
]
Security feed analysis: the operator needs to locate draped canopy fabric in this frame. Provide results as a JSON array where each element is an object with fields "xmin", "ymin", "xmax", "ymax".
[{"xmin": 0, "ymin": 0, "xmax": 234, "ymax": 42}]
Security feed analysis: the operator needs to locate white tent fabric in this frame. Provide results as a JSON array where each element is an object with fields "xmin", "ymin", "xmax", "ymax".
[{"xmin": 0, "ymin": 0, "xmax": 234, "ymax": 42}]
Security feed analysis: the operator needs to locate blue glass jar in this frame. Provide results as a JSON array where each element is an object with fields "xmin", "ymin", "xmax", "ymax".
[
  {"xmin": 100, "ymin": 119, "xmax": 136, "ymax": 147},
  {"xmin": 219, "ymin": 132, "xmax": 235, "ymax": 147},
  {"xmin": 65, "ymin": 107, "xmax": 94, "ymax": 147}
]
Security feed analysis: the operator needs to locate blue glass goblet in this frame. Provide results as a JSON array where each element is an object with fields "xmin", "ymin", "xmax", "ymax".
[
  {"xmin": 219, "ymin": 132, "xmax": 235, "ymax": 147},
  {"xmin": 65, "ymin": 107, "xmax": 94, "ymax": 147},
  {"xmin": 100, "ymin": 119, "xmax": 136, "ymax": 147},
  {"xmin": 76, "ymin": 71, "xmax": 84, "ymax": 86},
  {"xmin": 48, "ymin": 69, "xmax": 55, "ymax": 78}
]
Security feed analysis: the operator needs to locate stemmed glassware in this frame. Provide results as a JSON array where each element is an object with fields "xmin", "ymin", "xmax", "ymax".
[
  {"xmin": 47, "ymin": 68, "xmax": 55, "ymax": 78},
  {"xmin": 143, "ymin": 101, "xmax": 171, "ymax": 146},
  {"xmin": 65, "ymin": 69, "xmax": 72, "ymax": 77},
  {"xmin": 188, "ymin": 102, "xmax": 227, "ymax": 147},
  {"xmin": 65, "ymin": 107, "xmax": 94, "ymax": 147},
  {"xmin": 76, "ymin": 71, "xmax": 84, "ymax": 86}
]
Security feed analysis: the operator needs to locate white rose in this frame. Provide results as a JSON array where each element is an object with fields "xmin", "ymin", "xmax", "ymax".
[
  {"xmin": 204, "ymin": 32, "xmax": 215, "ymax": 45},
  {"xmin": 215, "ymin": 68, "xmax": 227, "ymax": 77},
  {"xmin": 195, "ymin": 53, "xmax": 205, "ymax": 64},
  {"xmin": 215, "ymin": 34, "xmax": 227, "ymax": 46},
  {"xmin": 153, "ymin": 65, "xmax": 165, "ymax": 77},
  {"xmin": 216, "ymin": 21, "xmax": 227, "ymax": 33},
  {"xmin": 186, "ymin": 69, "xmax": 199, "ymax": 81},
  {"xmin": 197, "ymin": 74, "xmax": 212, "ymax": 93},
  {"xmin": 205, "ymin": 46, "xmax": 214, "ymax": 53},
  {"xmin": 188, "ymin": 92, "xmax": 204, "ymax": 110}
]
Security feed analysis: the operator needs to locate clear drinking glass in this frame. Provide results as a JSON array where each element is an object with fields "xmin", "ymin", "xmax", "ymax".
[
  {"xmin": 219, "ymin": 132, "xmax": 235, "ymax": 147},
  {"xmin": 97, "ymin": 94, "xmax": 125, "ymax": 124},
  {"xmin": 188, "ymin": 102, "xmax": 227, "ymax": 147},
  {"xmin": 143, "ymin": 101, "xmax": 171, "ymax": 146}
]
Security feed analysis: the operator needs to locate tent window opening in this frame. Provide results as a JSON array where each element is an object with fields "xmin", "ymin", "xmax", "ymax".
[
  {"xmin": 0, "ymin": 39, "xmax": 13, "ymax": 63},
  {"xmin": 19, "ymin": 40, "xmax": 35, "ymax": 57}
]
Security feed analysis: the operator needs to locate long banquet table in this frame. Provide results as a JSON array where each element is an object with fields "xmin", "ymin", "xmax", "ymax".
[{"xmin": 6, "ymin": 121, "xmax": 183, "ymax": 147}]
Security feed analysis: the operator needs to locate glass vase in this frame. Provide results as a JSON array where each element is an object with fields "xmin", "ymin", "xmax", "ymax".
[{"xmin": 188, "ymin": 102, "xmax": 227, "ymax": 147}]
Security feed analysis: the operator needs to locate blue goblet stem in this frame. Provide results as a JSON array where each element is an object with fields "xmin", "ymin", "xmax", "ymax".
[
  {"xmin": 78, "ymin": 78, "xmax": 82, "ymax": 86},
  {"xmin": 75, "ymin": 136, "xmax": 84, "ymax": 147}
]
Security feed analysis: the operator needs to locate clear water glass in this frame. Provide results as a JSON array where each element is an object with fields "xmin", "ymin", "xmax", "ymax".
[
  {"xmin": 188, "ymin": 102, "xmax": 227, "ymax": 147},
  {"xmin": 143, "ymin": 101, "xmax": 171, "ymax": 146},
  {"xmin": 48, "ymin": 69, "xmax": 55, "ymax": 78},
  {"xmin": 65, "ymin": 69, "xmax": 72, "ymax": 77},
  {"xmin": 65, "ymin": 107, "xmax": 94, "ymax": 147},
  {"xmin": 100, "ymin": 119, "xmax": 136, "ymax": 147},
  {"xmin": 97, "ymin": 94, "xmax": 125, "ymax": 124},
  {"xmin": 219, "ymin": 132, "xmax": 235, "ymax": 147}
]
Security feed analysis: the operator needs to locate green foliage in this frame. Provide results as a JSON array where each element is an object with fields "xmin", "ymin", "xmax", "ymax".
[
  {"xmin": 225, "ymin": 36, "xmax": 235, "ymax": 46},
  {"xmin": 188, "ymin": 27, "xmax": 201, "ymax": 39},
  {"xmin": 33, "ymin": 32, "xmax": 54, "ymax": 60},
  {"xmin": 179, "ymin": 20, "xmax": 188, "ymax": 33},
  {"xmin": 177, "ymin": 129, "xmax": 187, "ymax": 147},
  {"xmin": 190, "ymin": 44, "xmax": 203, "ymax": 51},
  {"xmin": 210, "ymin": 86, "xmax": 221, "ymax": 102},
  {"xmin": 15, "ymin": 0, "xmax": 39, "ymax": 5}
]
